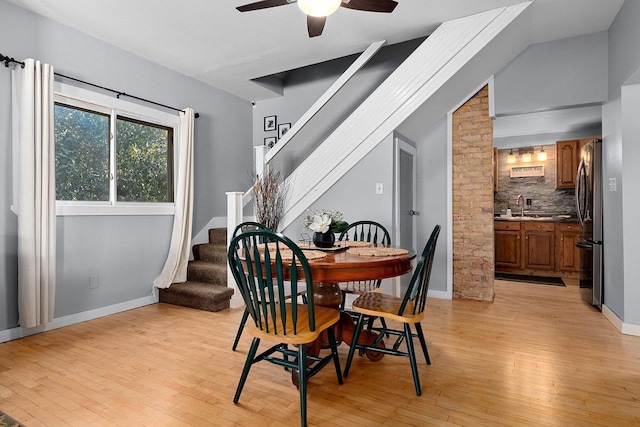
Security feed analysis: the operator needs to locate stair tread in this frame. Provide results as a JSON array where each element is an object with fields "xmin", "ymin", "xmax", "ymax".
[
  {"xmin": 159, "ymin": 281, "xmax": 234, "ymax": 313},
  {"xmin": 189, "ymin": 261, "xmax": 227, "ymax": 270},
  {"xmin": 161, "ymin": 227, "xmax": 232, "ymax": 313},
  {"xmin": 161, "ymin": 280, "xmax": 234, "ymax": 296}
]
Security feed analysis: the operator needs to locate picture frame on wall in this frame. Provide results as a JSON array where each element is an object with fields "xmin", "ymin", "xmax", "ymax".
[
  {"xmin": 264, "ymin": 136, "xmax": 277, "ymax": 149},
  {"xmin": 278, "ymin": 123, "xmax": 291, "ymax": 139},
  {"xmin": 264, "ymin": 115, "xmax": 277, "ymax": 132}
]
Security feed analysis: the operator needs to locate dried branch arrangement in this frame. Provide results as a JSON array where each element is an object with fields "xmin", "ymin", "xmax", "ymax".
[{"xmin": 252, "ymin": 167, "xmax": 288, "ymax": 231}]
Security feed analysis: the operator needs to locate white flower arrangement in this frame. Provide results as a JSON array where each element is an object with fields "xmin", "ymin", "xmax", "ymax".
[{"xmin": 304, "ymin": 209, "xmax": 348, "ymax": 234}]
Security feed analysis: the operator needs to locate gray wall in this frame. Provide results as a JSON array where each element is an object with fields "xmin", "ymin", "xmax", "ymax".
[
  {"xmin": 493, "ymin": 31, "xmax": 607, "ymax": 155},
  {"xmin": 605, "ymin": 0, "xmax": 640, "ymax": 324},
  {"xmin": 494, "ymin": 31, "xmax": 608, "ymax": 114},
  {"xmin": 0, "ymin": 0, "xmax": 252, "ymax": 332},
  {"xmin": 620, "ymin": 84, "xmax": 640, "ymax": 324},
  {"xmin": 415, "ymin": 118, "xmax": 448, "ymax": 293}
]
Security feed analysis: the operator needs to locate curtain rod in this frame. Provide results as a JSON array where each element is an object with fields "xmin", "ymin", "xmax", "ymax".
[{"xmin": 1, "ymin": 53, "xmax": 199, "ymax": 118}]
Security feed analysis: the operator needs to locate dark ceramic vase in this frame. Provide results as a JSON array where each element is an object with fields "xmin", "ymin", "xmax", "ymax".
[{"xmin": 313, "ymin": 232, "xmax": 335, "ymax": 248}]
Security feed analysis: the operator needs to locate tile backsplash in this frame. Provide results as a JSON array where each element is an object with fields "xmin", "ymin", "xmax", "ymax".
[{"xmin": 494, "ymin": 144, "xmax": 576, "ymax": 216}]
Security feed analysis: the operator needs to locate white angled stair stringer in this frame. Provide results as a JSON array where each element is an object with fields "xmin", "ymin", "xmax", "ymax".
[{"xmin": 278, "ymin": 2, "xmax": 532, "ymax": 229}]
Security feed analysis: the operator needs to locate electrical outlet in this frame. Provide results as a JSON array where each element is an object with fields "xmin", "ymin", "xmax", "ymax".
[
  {"xmin": 376, "ymin": 183, "xmax": 383, "ymax": 195},
  {"xmin": 609, "ymin": 177, "xmax": 617, "ymax": 192},
  {"xmin": 89, "ymin": 274, "xmax": 99, "ymax": 289}
]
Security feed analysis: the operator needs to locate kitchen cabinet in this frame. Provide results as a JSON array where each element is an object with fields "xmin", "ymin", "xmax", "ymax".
[
  {"xmin": 495, "ymin": 221, "xmax": 521, "ymax": 269},
  {"xmin": 556, "ymin": 139, "xmax": 579, "ymax": 189},
  {"xmin": 495, "ymin": 220, "xmax": 580, "ymax": 277},
  {"xmin": 523, "ymin": 222, "xmax": 555, "ymax": 271},
  {"xmin": 556, "ymin": 222, "xmax": 580, "ymax": 272},
  {"xmin": 556, "ymin": 137, "xmax": 601, "ymax": 190}
]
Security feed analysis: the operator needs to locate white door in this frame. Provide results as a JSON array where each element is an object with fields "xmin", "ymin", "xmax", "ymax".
[{"xmin": 394, "ymin": 136, "xmax": 417, "ymax": 297}]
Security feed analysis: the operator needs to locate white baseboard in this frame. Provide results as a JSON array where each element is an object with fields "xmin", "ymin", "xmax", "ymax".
[
  {"xmin": 229, "ymin": 297, "xmax": 245, "ymax": 309},
  {"xmin": 428, "ymin": 289, "xmax": 452, "ymax": 300},
  {"xmin": 0, "ymin": 295, "xmax": 158, "ymax": 343},
  {"xmin": 602, "ymin": 304, "xmax": 640, "ymax": 336}
]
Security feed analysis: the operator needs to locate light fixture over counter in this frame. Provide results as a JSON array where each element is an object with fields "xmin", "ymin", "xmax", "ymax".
[
  {"xmin": 504, "ymin": 145, "xmax": 549, "ymax": 164},
  {"xmin": 537, "ymin": 146, "xmax": 547, "ymax": 162},
  {"xmin": 298, "ymin": 0, "xmax": 342, "ymax": 16}
]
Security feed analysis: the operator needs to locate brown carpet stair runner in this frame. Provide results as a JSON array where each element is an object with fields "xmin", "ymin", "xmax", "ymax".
[{"xmin": 159, "ymin": 228, "xmax": 234, "ymax": 312}]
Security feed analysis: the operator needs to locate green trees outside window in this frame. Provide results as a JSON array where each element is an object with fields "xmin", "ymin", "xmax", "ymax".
[
  {"xmin": 54, "ymin": 103, "xmax": 174, "ymax": 203},
  {"xmin": 55, "ymin": 104, "xmax": 110, "ymax": 201},
  {"xmin": 116, "ymin": 117, "xmax": 173, "ymax": 202}
]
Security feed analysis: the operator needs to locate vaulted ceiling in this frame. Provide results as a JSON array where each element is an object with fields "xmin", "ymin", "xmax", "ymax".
[{"xmin": 7, "ymin": 0, "xmax": 624, "ymax": 101}]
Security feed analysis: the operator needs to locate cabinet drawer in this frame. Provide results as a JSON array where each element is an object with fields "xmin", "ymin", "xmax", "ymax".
[
  {"xmin": 556, "ymin": 222, "xmax": 580, "ymax": 232},
  {"xmin": 494, "ymin": 221, "xmax": 521, "ymax": 231},
  {"xmin": 523, "ymin": 222, "xmax": 555, "ymax": 232}
]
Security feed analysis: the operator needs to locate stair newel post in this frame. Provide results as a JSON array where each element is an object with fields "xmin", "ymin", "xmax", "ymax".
[
  {"xmin": 226, "ymin": 191, "xmax": 245, "ymax": 309},
  {"xmin": 255, "ymin": 145, "xmax": 267, "ymax": 180}
]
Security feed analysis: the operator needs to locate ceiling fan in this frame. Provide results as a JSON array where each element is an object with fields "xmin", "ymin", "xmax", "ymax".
[{"xmin": 236, "ymin": 0, "xmax": 398, "ymax": 38}]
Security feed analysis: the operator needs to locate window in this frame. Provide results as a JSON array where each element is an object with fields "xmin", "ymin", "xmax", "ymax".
[{"xmin": 54, "ymin": 82, "xmax": 179, "ymax": 215}]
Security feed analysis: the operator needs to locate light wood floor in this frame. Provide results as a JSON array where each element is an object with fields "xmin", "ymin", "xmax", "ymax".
[{"xmin": 1, "ymin": 280, "xmax": 639, "ymax": 426}]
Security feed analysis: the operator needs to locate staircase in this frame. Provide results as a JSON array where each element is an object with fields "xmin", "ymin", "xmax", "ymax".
[{"xmin": 159, "ymin": 228, "xmax": 234, "ymax": 312}]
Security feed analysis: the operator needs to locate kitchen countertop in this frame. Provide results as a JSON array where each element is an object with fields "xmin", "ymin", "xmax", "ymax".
[{"xmin": 494, "ymin": 214, "xmax": 577, "ymax": 222}]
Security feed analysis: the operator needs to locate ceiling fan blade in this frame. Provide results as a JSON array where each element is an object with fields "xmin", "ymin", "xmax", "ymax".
[
  {"xmin": 307, "ymin": 15, "xmax": 326, "ymax": 38},
  {"xmin": 341, "ymin": 0, "xmax": 398, "ymax": 13},
  {"xmin": 236, "ymin": 0, "xmax": 291, "ymax": 12}
]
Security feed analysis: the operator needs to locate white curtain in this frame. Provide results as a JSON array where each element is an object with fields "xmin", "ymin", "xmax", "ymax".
[
  {"xmin": 15, "ymin": 59, "xmax": 57, "ymax": 328},
  {"xmin": 154, "ymin": 108, "xmax": 195, "ymax": 289}
]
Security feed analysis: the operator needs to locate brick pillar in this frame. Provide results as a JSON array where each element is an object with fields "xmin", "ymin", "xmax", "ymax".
[{"xmin": 452, "ymin": 85, "xmax": 494, "ymax": 301}]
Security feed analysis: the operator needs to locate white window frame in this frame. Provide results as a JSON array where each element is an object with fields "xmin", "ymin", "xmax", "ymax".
[{"xmin": 54, "ymin": 82, "xmax": 180, "ymax": 216}]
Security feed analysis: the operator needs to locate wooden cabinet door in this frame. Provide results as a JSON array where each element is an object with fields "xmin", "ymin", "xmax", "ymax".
[
  {"xmin": 556, "ymin": 222, "xmax": 580, "ymax": 272},
  {"xmin": 495, "ymin": 229, "xmax": 521, "ymax": 270},
  {"xmin": 524, "ymin": 223, "xmax": 555, "ymax": 270},
  {"xmin": 556, "ymin": 140, "xmax": 578, "ymax": 189}
]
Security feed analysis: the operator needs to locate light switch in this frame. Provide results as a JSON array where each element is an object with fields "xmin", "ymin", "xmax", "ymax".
[
  {"xmin": 376, "ymin": 183, "xmax": 383, "ymax": 195},
  {"xmin": 609, "ymin": 177, "xmax": 617, "ymax": 192}
]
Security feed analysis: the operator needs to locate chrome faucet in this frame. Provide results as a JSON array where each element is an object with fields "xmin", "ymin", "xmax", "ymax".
[{"xmin": 516, "ymin": 194, "xmax": 524, "ymax": 217}]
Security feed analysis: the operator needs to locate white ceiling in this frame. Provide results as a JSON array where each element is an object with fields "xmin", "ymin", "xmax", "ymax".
[{"xmin": 7, "ymin": 0, "xmax": 624, "ymax": 101}]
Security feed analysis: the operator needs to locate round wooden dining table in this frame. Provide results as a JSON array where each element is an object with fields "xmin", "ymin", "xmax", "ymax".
[{"xmin": 300, "ymin": 245, "xmax": 416, "ymax": 360}]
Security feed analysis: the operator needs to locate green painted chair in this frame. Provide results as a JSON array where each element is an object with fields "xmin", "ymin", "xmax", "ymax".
[
  {"xmin": 338, "ymin": 220, "xmax": 392, "ymax": 333},
  {"xmin": 343, "ymin": 224, "xmax": 441, "ymax": 396},
  {"xmin": 228, "ymin": 229, "xmax": 343, "ymax": 427},
  {"xmin": 231, "ymin": 221, "xmax": 266, "ymax": 351},
  {"xmin": 231, "ymin": 221, "xmax": 309, "ymax": 351}
]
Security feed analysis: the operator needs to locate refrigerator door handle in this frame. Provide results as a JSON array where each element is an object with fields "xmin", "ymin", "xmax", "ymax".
[{"xmin": 575, "ymin": 158, "xmax": 587, "ymax": 228}]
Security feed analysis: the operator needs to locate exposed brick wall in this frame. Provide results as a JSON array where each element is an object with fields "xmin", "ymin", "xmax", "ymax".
[{"xmin": 452, "ymin": 86, "xmax": 494, "ymax": 301}]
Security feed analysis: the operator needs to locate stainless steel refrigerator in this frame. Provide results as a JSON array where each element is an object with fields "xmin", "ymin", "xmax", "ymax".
[{"xmin": 575, "ymin": 138, "xmax": 603, "ymax": 308}]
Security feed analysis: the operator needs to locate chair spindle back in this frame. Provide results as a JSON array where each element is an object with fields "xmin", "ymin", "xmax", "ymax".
[
  {"xmin": 228, "ymin": 229, "xmax": 316, "ymax": 335},
  {"xmin": 339, "ymin": 220, "xmax": 391, "ymax": 246},
  {"xmin": 398, "ymin": 225, "xmax": 441, "ymax": 317}
]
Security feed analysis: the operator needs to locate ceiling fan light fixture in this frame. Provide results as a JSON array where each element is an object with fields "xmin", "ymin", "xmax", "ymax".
[{"xmin": 298, "ymin": 0, "xmax": 342, "ymax": 17}]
